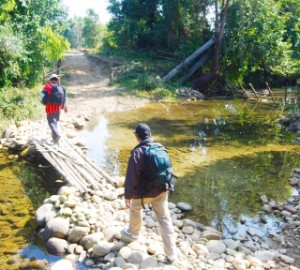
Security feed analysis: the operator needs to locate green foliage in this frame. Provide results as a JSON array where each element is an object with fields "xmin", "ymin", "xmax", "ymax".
[
  {"xmin": 104, "ymin": 0, "xmax": 300, "ymax": 90},
  {"xmin": 0, "ymin": 24, "xmax": 26, "ymax": 87},
  {"xmin": 135, "ymin": 74, "xmax": 163, "ymax": 91},
  {"xmin": 40, "ymin": 26, "xmax": 70, "ymax": 61},
  {"xmin": 0, "ymin": 86, "xmax": 41, "ymax": 122},
  {"xmin": 0, "ymin": 0, "xmax": 15, "ymax": 22},
  {"xmin": 106, "ymin": 0, "xmax": 212, "ymax": 53},
  {"xmin": 220, "ymin": 0, "xmax": 300, "ymax": 88},
  {"xmin": 82, "ymin": 9, "xmax": 103, "ymax": 48},
  {"xmin": 0, "ymin": 0, "xmax": 69, "ymax": 88},
  {"xmin": 63, "ymin": 18, "xmax": 84, "ymax": 49},
  {"xmin": 63, "ymin": 11, "xmax": 107, "ymax": 50},
  {"xmin": 106, "ymin": 52, "xmax": 178, "ymax": 100}
]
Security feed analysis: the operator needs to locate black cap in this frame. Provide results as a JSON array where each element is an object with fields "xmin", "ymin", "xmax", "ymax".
[{"xmin": 134, "ymin": 123, "xmax": 151, "ymax": 139}]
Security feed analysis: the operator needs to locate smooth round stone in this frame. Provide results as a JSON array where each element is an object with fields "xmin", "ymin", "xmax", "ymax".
[{"xmin": 176, "ymin": 202, "xmax": 193, "ymax": 212}]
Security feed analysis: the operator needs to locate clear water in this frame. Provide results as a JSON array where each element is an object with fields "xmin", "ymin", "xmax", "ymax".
[
  {"xmin": 80, "ymin": 99, "xmax": 299, "ymax": 234},
  {"xmin": 0, "ymin": 98, "xmax": 299, "ymax": 269}
]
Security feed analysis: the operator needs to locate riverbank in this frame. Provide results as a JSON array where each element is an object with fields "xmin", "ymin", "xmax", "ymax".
[{"xmin": 1, "ymin": 117, "xmax": 300, "ymax": 269}]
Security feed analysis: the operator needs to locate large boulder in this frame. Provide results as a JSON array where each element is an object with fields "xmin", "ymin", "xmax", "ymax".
[
  {"xmin": 45, "ymin": 217, "xmax": 70, "ymax": 239},
  {"xmin": 45, "ymin": 238, "xmax": 69, "ymax": 256},
  {"xmin": 254, "ymin": 250, "xmax": 279, "ymax": 262},
  {"xmin": 80, "ymin": 232, "xmax": 104, "ymax": 250},
  {"xmin": 35, "ymin": 203, "xmax": 58, "ymax": 227},
  {"xmin": 67, "ymin": 226, "xmax": 90, "ymax": 243},
  {"xmin": 206, "ymin": 240, "xmax": 226, "ymax": 254},
  {"xmin": 93, "ymin": 241, "xmax": 113, "ymax": 257},
  {"xmin": 50, "ymin": 259, "xmax": 73, "ymax": 270}
]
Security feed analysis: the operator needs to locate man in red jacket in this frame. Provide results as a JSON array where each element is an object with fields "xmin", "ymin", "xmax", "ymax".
[{"xmin": 40, "ymin": 74, "xmax": 68, "ymax": 144}]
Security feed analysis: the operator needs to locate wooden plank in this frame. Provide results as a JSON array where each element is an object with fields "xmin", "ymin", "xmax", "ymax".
[
  {"xmin": 265, "ymin": 82, "xmax": 276, "ymax": 104},
  {"xmin": 239, "ymin": 83, "xmax": 249, "ymax": 98},
  {"xmin": 49, "ymin": 152, "xmax": 86, "ymax": 193},
  {"xmin": 179, "ymin": 51, "xmax": 212, "ymax": 84},
  {"xmin": 32, "ymin": 136, "xmax": 117, "ymax": 193},
  {"xmin": 163, "ymin": 37, "xmax": 216, "ymax": 82},
  {"xmin": 249, "ymin": 83, "xmax": 259, "ymax": 100},
  {"xmin": 74, "ymin": 147, "xmax": 117, "ymax": 187}
]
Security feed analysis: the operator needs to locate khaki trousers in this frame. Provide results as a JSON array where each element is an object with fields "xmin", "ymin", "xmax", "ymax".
[{"xmin": 129, "ymin": 192, "xmax": 177, "ymax": 260}]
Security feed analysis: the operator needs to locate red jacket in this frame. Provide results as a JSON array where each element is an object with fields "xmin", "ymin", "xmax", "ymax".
[{"xmin": 43, "ymin": 82, "xmax": 63, "ymax": 114}]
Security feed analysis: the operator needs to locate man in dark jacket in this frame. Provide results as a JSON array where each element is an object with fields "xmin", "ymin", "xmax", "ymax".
[{"xmin": 123, "ymin": 123, "xmax": 177, "ymax": 264}]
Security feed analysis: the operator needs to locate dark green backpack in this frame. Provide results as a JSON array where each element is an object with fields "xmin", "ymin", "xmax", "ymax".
[{"xmin": 142, "ymin": 143, "xmax": 175, "ymax": 192}]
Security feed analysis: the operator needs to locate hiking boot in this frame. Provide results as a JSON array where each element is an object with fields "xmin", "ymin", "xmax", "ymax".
[
  {"xmin": 123, "ymin": 226, "xmax": 139, "ymax": 239},
  {"xmin": 163, "ymin": 258, "xmax": 175, "ymax": 265},
  {"xmin": 114, "ymin": 226, "xmax": 140, "ymax": 243},
  {"xmin": 53, "ymin": 136, "xmax": 61, "ymax": 144}
]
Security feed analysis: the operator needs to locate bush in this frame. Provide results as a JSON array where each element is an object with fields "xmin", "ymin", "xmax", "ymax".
[
  {"xmin": 135, "ymin": 74, "xmax": 163, "ymax": 91},
  {"xmin": 0, "ymin": 86, "xmax": 42, "ymax": 123}
]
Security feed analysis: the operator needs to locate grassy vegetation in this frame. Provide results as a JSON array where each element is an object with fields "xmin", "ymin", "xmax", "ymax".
[
  {"xmin": 98, "ymin": 48, "xmax": 183, "ymax": 100},
  {"xmin": 0, "ymin": 85, "xmax": 44, "ymax": 134}
]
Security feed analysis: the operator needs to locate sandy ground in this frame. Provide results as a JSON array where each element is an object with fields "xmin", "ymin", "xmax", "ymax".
[{"xmin": 61, "ymin": 50, "xmax": 149, "ymax": 117}]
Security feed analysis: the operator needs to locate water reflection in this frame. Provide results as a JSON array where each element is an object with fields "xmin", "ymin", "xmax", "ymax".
[
  {"xmin": 174, "ymin": 151, "xmax": 297, "ymax": 227},
  {"xmin": 0, "ymin": 152, "xmax": 56, "ymax": 268},
  {"xmin": 81, "ymin": 99, "xmax": 299, "ymax": 234}
]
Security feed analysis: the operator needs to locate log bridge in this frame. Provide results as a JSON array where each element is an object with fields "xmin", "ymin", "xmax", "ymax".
[{"xmin": 32, "ymin": 137, "xmax": 118, "ymax": 193}]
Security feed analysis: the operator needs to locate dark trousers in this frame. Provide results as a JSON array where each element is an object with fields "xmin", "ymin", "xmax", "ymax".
[{"xmin": 47, "ymin": 110, "xmax": 60, "ymax": 141}]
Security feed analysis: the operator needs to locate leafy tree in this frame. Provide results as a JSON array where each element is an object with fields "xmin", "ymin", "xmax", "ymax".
[
  {"xmin": 106, "ymin": 0, "xmax": 214, "ymax": 55},
  {"xmin": 63, "ymin": 18, "xmax": 84, "ymax": 49},
  {"xmin": 220, "ymin": 0, "xmax": 298, "ymax": 88},
  {"xmin": 105, "ymin": 0, "xmax": 300, "ymax": 92},
  {"xmin": 82, "ymin": 9, "xmax": 102, "ymax": 48},
  {"xmin": 0, "ymin": 0, "xmax": 69, "ymax": 88},
  {"xmin": 279, "ymin": 0, "xmax": 300, "ymax": 81},
  {"xmin": 40, "ymin": 26, "xmax": 70, "ymax": 61},
  {"xmin": 0, "ymin": 24, "xmax": 25, "ymax": 87},
  {"xmin": 0, "ymin": 0, "xmax": 15, "ymax": 22}
]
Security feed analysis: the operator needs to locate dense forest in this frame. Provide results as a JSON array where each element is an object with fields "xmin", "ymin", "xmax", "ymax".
[{"xmin": 1, "ymin": 0, "xmax": 299, "ymax": 93}]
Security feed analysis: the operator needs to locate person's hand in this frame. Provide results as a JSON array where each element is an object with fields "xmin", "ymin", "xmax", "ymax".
[
  {"xmin": 125, "ymin": 199, "xmax": 132, "ymax": 208},
  {"xmin": 64, "ymin": 107, "xmax": 68, "ymax": 113}
]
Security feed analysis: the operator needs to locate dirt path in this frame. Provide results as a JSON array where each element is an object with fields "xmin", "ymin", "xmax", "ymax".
[{"xmin": 61, "ymin": 50, "xmax": 149, "ymax": 117}]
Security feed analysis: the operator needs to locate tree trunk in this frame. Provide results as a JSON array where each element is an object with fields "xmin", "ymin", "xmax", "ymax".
[
  {"xmin": 192, "ymin": 0, "xmax": 231, "ymax": 90},
  {"xmin": 57, "ymin": 59, "xmax": 62, "ymax": 75}
]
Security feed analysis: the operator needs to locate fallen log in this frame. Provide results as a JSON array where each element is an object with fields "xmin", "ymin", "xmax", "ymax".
[
  {"xmin": 163, "ymin": 37, "xmax": 216, "ymax": 82},
  {"xmin": 74, "ymin": 147, "xmax": 118, "ymax": 187},
  {"xmin": 32, "ymin": 137, "xmax": 116, "ymax": 192},
  {"xmin": 249, "ymin": 83, "xmax": 259, "ymax": 101},
  {"xmin": 49, "ymin": 151, "xmax": 86, "ymax": 193},
  {"xmin": 76, "ymin": 166, "xmax": 99, "ymax": 190},
  {"xmin": 179, "ymin": 51, "xmax": 212, "ymax": 84}
]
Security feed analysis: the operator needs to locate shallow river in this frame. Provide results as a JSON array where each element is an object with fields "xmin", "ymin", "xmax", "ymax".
[
  {"xmin": 81, "ymin": 100, "xmax": 299, "ymax": 234},
  {"xmin": 0, "ymin": 99, "xmax": 299, "ymax": 268}
]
